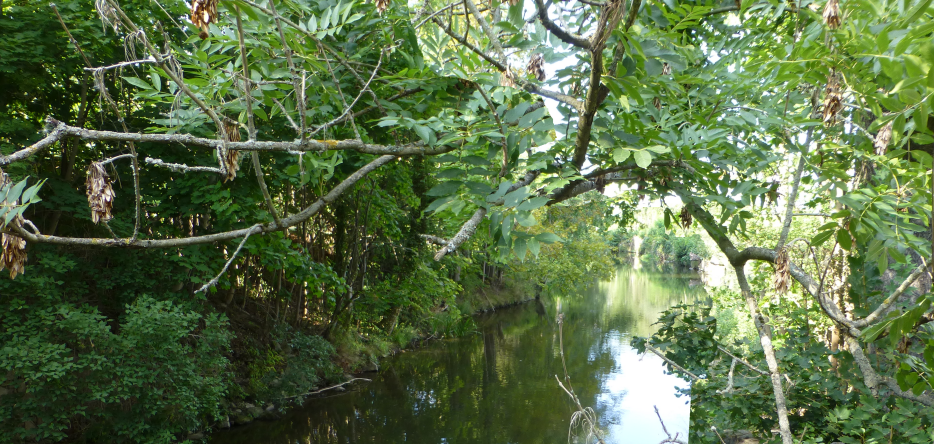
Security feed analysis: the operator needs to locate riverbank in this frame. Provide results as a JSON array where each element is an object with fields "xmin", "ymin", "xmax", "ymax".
[
  {"xmin": 207, "ymin": 266, "xmax": 698, "ymax": 444},
  {"xmin": 208, "ymin": 277, "xmax": 539, "ymax": 435}
]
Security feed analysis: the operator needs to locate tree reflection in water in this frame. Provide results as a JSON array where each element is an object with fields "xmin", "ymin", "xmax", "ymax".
[{"xmin": 210, "ymin": 266, "xmax": 704, "ymax": 444}]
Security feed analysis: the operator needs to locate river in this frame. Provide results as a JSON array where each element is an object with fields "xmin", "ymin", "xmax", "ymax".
[{"xmin": 210, "ymin": 266, "xmax": 704, "ymax": 444}]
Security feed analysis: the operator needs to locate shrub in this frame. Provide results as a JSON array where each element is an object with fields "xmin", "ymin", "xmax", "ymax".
[{"xmin": 0, "ymin": 296, "xmax": 232, "ymax": 443}]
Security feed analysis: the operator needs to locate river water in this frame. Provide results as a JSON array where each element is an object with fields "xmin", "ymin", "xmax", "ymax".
[{"xmin": 210, "ymin": 266, "xmax": 703, "ymax": 444}]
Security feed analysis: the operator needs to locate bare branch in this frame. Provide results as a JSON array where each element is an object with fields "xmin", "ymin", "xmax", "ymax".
[
  {"xmin": 433, "ymin": 171, "xmax": 540, "ymax": 261},
  {"xmin": 419, "ymin": 234, "xmax": 449, "ymax": 246},
  {"xmin": 83, "ymin": 57, "xmax": 156, "ymax": 72},
  {"xmin": 195, "ymin": 224, "xmax": 262, "ymax": 294},
  {"xmin": 14, "ymin": 155, "xmax": 397, "ymax": 248},
  {"xmin": 267, "ymin": 0, "xmax": 307, "ymax": 139},
  {"xmin": 463, "ymin": 0, "xmax": 507, "ymax": 63},
  {"xmin": 0, "ymin": 119, "xmax": 455, "ymax": 160},
  {"xmin": 654, "ymin": 406, "xmax": 688, "ymax": 444},
  {"xmin": 643, "ymin": 344, "xmax": 699, "ymax": 380},
  {"xmin": 144, "ymin": 157, "xmax": 223, "ymax": 174},
  {"xmin": 533, "ymin": 0, "xmax": 592, "ymax": 49},
  {"xmin": 776, "ymin": 145, "xmax": 808, "ymax": 251},
  {"xmin": 0, "ymin": 120, "xmax": 67, "ymax": 166}
]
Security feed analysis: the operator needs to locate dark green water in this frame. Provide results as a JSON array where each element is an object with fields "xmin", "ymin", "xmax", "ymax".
[{"xmin": 210, "ymin": 266, "xmax": 703, "ymax": 444}]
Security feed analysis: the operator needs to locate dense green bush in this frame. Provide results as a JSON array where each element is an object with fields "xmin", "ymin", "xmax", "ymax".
[{"xmin": 0, "ymin": 293, "xmax": 231, "ymax": 443}]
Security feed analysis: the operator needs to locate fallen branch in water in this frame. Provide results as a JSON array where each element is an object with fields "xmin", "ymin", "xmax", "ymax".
[
  {"xmin": 276, "ymin": 377, "xmax": 371, "ymax": 400},
  {"xmin": 655, "ymin": 405, "xmax": 688, "ymax": 444},
  {"xmin": 555, "ymin": 313, "xmax": 607, "ymax": 444}
]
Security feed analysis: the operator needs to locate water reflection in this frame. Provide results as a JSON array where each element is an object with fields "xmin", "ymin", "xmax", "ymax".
[{"xmin": 210, "ymin": 266, "xmax": 703, "ymax": 444}]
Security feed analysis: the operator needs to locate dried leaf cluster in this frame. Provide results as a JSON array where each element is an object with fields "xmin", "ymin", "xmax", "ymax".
[
  {"xmin": 773, "ymin": 248, "xmax": 790, "ymax": 294},
  {"xmin": 0, "ymin": 168, "xmax": 26, "ymax": 280},
  {"xmin": 822, "ymin": 73, "xmax": 842, "ymax": 125},
  {"xmin": 874, "ymin": 121, "xmax": 892, "ymax": 155},
  {"xmin": 823, "ymin": 0, "xmax": 841, "ymax": 30},
  {"xmin": 374, "ymin": 0, "xmax": 390, "ymax": 14},
  {"xmin": 1, "ymin": 231, "xmax": 26, "ymax": 280},
  {"xmin": 190, "ymin": 0, "xmax": 219, "ymax": 40},
  {"xmin": 86, "ymin": 162, "xmax": 115, "ymax": 224},
  {"xmin": 527, "ymin": 54, "xmax": 545, "ymax": 81},
  {"xmin": 500, "ymin": 68, "xmax": 517, "ymax": 88},
  {"xmin": 679, "ymin": 207, "xmax": 692, "ymax": 229},
  {"xmin": 94, "ymin": 0, "xmax": 122, "ymax": 33},
  {"xmin": 223, "ymin": 122, "xmax": 242, "ymax": 182}
]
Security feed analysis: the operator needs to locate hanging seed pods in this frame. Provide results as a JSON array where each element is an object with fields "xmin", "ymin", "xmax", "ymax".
[
  {"xmin": 653, "ymin": 97, "xmax": 662, "ymax": 110},
  {"xmin": 374, "ymin": 0, "xmax": 390, "ymax": 14},
  {"xmin": 500, "ymin": 68, "xmax": 517, "ymax": 88},
  {"xmin": 822, "ymin": 73, "xmax": 842, "ymax": 126},
  {"xmin": 679, "ymin": 207, "xmax": 692, "ymax": 229},
  {"xmin": 190, "ymin": 0, "xmax": 218, "ymax": 40},
  {"xmin": 773, "ymin": 248, "xmax": 790, "ymax": 295},
  {"xmin": 874, "ymin": 121, "xmax": 892, "ymax": 155},
  {"xmin": 527, "ymin": 54, "xmax": 545, "ymax": 81},
  {"xmin": 823, "ymin": 0, "xmax": 841, "ymax": 30},
  {"xmin": 0, "ymin": 166, "xmax": 26, "ymax": 280},
  {"xmin": 86, "ymin": 162, "xmax": 114, "ymax": 224},
  {"xmin": 223, "ymin": 122, "xmax": 242, "ymax": 182},
  {"xmin": 1, "ymin": 232, "xmax": 26, "ymax": 280},
  {"xmin": 94, "ymin": 0, "xmax": 122, "ymax": 33}
]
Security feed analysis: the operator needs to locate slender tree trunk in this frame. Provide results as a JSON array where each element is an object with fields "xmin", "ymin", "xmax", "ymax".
[{"xmin": 735, "ymin": 265, "xmax": 794, "ymax": 444}]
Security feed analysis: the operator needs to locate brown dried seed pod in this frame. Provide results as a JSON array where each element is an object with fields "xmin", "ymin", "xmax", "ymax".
[
  {"xmin": 94, "ymin": 0, "xmax": 122, "ymax": 33},
  {"xmin": 500, "ymin": 68, "xmax": 517, "ymax": 88},
  {"xmin": 823, "ymin": 0, "xmax": 841, "ymax": 30},
  {"xmin": 223, "ymin": 122, "xmax": 242, "ymax": 182},
  {"xmin": 527, "ymin": 54, "xmax": 545, "ymax": 81},
  {"xmin": 874, "ymin": 121, "xmax": 892, "ymax": 155},
  {"xmin": 374, "ymin": 0, "xmax": 390, "ymax": 14},
  {"xmin": 653, "ymin": 97, "xmax": 662, "ymax": 110},
  {"xmin": 86, "ymin": 162, "xmax": 114, "ymax": 224},
  {"xmin": 822, "ymin": 73, "xmax": 842, "ymax": 126},
  {"xmin": 1, "ymin": 232, "xmax": 26, "ymax": 280},
  {"xmin": 662, "ymin": 62, "xmax": 671, "ymax": 76},
  {"xmin": 190, "ymin": 0, "xmax": 218, "ymax": 40},
  {"xmin": 773, "ymin": 248, "xmax": 790, "ymax": 295},
  {"xmin": 679, "ymin": 207, "xmax": 692, "ymax": 229}
]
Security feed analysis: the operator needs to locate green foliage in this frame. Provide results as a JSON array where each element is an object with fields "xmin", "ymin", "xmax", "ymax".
[
  {"xmin": 0, "ymin": 294, "xmax": 231, "ymax": 443},
  {"xmin": 639, "ymin": 220, "xmax": 709, "ymax": 269},
  {"xmin": 245, "ymin": 327, "xmax": 342, "ymax": 401}
]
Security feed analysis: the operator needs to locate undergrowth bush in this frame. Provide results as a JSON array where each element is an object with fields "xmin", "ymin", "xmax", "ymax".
[{"xmin": 0, "ymin": 295, "xmax": 231, "ymax": 443}]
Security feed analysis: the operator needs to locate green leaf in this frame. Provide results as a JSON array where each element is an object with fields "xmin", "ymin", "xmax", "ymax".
[
  {"xmin": 836, "ymin": 230, "xmax": 852, "ymax": 251},
  {"xmin": 513, "ymin": 237, "xmax": 528, "ymax": 261},
  {"xmin": 633, "ymin": 150, "xmax": 652, "ymax": 168},
  {"xmin": 413, "ymin": 125, "xmax": 432, "ymax": 143},
  {"xmin": 527, "ymin": 237, "xmax": 541, "ymax": 257},
  {"xmin": 122, "ymin": 76, "xmax": 153, "ymax": 90},
  {"xmin": 811, "ymin": 230, "xmax": 834, "ymax": 247},
  {"xmin": 503, "ymin": 186, "xmax": 530, "ymax": 207},
  {"xmin": 613, "ymin": 148, "xmax": 632, "ymax": 163},
  {"xmin": 536, "ymin": 232, "xmax": 564, "ymax": 243},
  {"xmin": 517, "ymin": 196, "xmax": 550, "ymax": 211},
  {"xmin": 426, "ymin": 181, "xmax": 462, "ymax": 196}
]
